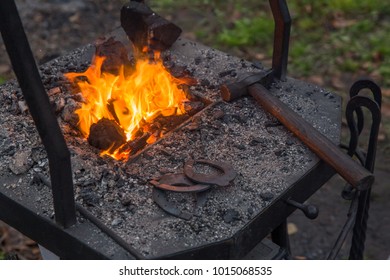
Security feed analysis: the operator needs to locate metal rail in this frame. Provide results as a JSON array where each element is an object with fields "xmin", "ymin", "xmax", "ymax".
[
  {"xmin": 0, "ymin": 0, "xmax": 76, "ymax": 228},
  {"xmin": 269, "ymin": 0, "xmax": 291, "ymax": 81}
]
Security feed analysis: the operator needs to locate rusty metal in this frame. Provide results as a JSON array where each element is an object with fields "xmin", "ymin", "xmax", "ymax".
[
  {"xmin": 184, "ymin": 159, "xmax": 237, "ymax": 187},
  {"xmin": 152, "ymin": 188, "xmax": 193, "ymax": 220},
  {"xmin": 150, "ymin": 173, "xmax": 211, "ymax": 193}
]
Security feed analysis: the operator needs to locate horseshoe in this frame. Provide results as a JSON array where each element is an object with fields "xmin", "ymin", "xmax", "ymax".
[
  {"xmin": 183, "ymin": 159, "xmax": 237, "ymax": 187},
  {"xmin": 150, "ymin": 173, "xmax": 211, "ymax": 193}
]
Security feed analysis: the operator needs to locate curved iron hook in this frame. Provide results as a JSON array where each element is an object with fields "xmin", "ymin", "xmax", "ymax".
[
  {"xmin": 346, "ymin": 95, "xmax": 381, "ymax": 171},
  {"xmin": 349, "ymin": 79, "xmax": 382, "ymax": 136}
]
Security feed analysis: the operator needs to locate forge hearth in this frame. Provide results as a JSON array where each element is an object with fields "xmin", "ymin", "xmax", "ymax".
[{"xmin": 0, "ymin": 28, "xmax": 341, "ymax": 258}]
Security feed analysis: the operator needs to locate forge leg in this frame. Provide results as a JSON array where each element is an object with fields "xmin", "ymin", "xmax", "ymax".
[{"xmin": 269, "ymin": 0, "xmax": 291, "ymax": 81}]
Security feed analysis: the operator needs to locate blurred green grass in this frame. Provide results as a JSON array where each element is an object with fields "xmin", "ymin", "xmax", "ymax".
[{"xmin": 151, "ymin": 0, "xmax": 390, "ymax": 87}]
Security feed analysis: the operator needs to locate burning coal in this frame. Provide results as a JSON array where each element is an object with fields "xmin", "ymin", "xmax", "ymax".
[
  {"xmin": 64, "ymin": 1, "xmax": 203, "ymax": 160},
  {"xmin": 64, "ymin": 50, "xmax": 194, "ymax": 160}
]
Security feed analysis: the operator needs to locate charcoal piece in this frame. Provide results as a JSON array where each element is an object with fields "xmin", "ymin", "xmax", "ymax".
[
  {"xmin": 223, "ymin": 209, "xmax": 240, "ymax": 223},
  {"xmin": 260, "ymin": 191, "xmax": 274, "ymax": 201},
  {"xmin": 80, "ymin": 188, "xmax": 100, "ymax": 207},
  {"xmin": 61, "ymin": 98, "xmax": 81, "ymax": 127},
  {"xmin": 95, "ymin": 37, "xmax": 133, "ymax": 75},
  {"xmin": 121, "ymin": 1, "xmax": 182, "ymax": 52},
  {"xmin": 153, "ymin": 114, "xmax": 189, "ymax": 132},
  {"xmin": 194, "ymin": 57, "xmax": 202, "ymax": 65},
  {"xmin": 181, "ymin": 100, "xmax": 204, "ymax": 116},
  {"xmin": 212, "ymin": 110, "xmax": 225, "ymax": 120},
  {"xmin": 286, "ymin": 139, "xmax": 294, "ymax": 146},
  {"xmin": 88, "ymin": 118, "xmax": 126, "ymax": 153},
  {"xmin": 200, "ymin": 79, "xmax": 210, "ymax": 87},
  {"xmin": 252, "ymin": 61, "xmax": 263, "ymax": 69},
  {"xmin": 169, "ymin": 65, "xmax": 189, "ymax": 78},
  {"xmin": 218, "ymin": 69, "xmax": 234, "ymax": 78},
  {"xmin": 118, "ymin": 132, "xmax": 151, "ymax": 156},
  {"xmin": 9, "ymin": 150, "xmax": 33, "ymax": 175}
]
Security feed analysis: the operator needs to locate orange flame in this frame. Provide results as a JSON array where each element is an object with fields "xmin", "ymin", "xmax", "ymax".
[{"xmin": 65, "ymin": 54, "xmax": 188, "ymax": 160}]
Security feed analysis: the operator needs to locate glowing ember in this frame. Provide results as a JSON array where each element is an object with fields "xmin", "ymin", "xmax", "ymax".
[{"xmin": 65, "ymin": 53, "xmax": 189, "ymax": 160}]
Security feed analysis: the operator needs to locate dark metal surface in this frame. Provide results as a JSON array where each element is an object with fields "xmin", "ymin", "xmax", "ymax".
[
  {"xmin": 328, "ymin": 79, "xmax": 381, "ymax": 260},
  {"xmin": 347, "ymin": 81, "xmax": 381, "ymax": 260},
  {"xmin": 152, "ymin": 188, "xmax": 193, "ymax": 220},
  {"xmin": 285, "ymin": 198, "xmax": 319, "ymax": 220},
  {"xmin": 183, "ymin": 159, "xmax": 237, "ymax": 187},
  {"xmin": 271, "ymin": 221, "xmax": 291, "ymax": 256},
  {"xmin": 269, "ymin": 0, "xmax": 291, "ymax": 81},
  {"xmin": 0, "ymin": 0, "xmax": 76, "ymax": 228}
]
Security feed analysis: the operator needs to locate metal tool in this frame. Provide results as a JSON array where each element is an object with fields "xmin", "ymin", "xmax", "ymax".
[
  {"xmin": 183, "ymin": 159, "xmax": 237, "ymax": 187},
  {"xmin": 150, "ymin": 173, "xmax": 211, "ymax": 193},
  {"xmin": 220, "ymin": 79, "xmax": 374, "ymax": 191}
]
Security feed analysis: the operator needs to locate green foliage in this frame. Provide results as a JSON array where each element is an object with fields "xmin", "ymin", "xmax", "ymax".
[
  {"xmin": 0, "ymin": 76, "xmax": 6, "ymax": 85},
  {"xmin": 218, "ymin": 17, "xmax": 273, "ymax": 47},
  {"xmin": 328, "ymin": 0, "xmax": 390, "ymax": 13},
  {"xmin": 0, "ymin": 250, "xmax": 5, "ymax": 260},
  {"xmin": 152, "ymin": 0, "xmax": 390, "ymax": 86}
]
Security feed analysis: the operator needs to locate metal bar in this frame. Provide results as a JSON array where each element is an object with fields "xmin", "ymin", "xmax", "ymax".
[
  {"xmin": 248, "ymin": 83, "xmax": 374, "ymax": 191},
  {"xmin": 0, "ymin": 192, "xmax": 107, "ymax": 259},
  {"xmin": 36, "ymin": 173, "xmax": 144, "ymax": 259},
  {"xmin": 346, "ymin": 95, "xmax": 381, "ymax": 260},
  {"xmin": 0, "ymin": 0, "xmax": 76, "ymax": 228},
  {"xmin": 271, "ymin": 220, "xmax": 291, "ymax": 255},
  {"xmin": 269, "ymin": 0, "xmax": 291, "ymax": 81}
]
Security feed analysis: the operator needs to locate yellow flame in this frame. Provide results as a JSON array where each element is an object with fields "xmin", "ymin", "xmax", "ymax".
[{"xmin": 65, "ymin": 55, "xmax": 188, "ymax": 160}]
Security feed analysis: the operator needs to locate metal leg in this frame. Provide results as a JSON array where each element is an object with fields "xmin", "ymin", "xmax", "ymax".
[
  {"xmin": 328, "ymin": 79, "xmax": 381, "ymax": 259},
  {"xmin": 271, "ymin": 220, "xmax": 291, "ymax": 255},
  {"xmin": 269, "ymin": 0, "xmax": 291, "ymax": 81},
  {"xmin": 346, "ymin": 86, "xmax": 381, "ymax": 259},
  {"xmin": 0, "ymin": 0, "xmax": 76, "ymax": 228}
]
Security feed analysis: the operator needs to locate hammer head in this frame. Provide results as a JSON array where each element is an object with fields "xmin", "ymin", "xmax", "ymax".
[
  {"xmin": 121, "ymin": 1, "xmax": 182, "ymax": 52},
  {"xmin": 220, "ymin": 71, "xmax": 272, "ymax": 102}
]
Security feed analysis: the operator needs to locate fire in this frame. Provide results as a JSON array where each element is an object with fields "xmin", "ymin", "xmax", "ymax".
[{"xmin": 65, "ymin": 53, "xmax": 189, "ymax": 160}]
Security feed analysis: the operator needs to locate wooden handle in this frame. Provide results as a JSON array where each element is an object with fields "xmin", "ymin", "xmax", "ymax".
[{"xmin": 248, "ymin": 83, "xmax": 374, "ymax": 191}]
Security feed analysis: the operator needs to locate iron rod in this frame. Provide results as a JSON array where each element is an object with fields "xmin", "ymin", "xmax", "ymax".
[
  {"xmin": 0, "ymin": 0, "xmax": 76, "ymax": 228},
  {"xmin": 269, "ymin": 0, "xmax": 291, "ymax": 81}
]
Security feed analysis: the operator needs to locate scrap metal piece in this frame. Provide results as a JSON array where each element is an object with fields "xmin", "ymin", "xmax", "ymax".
[
  {"xmin": 183, "ymin": 159, "xmax": 237, "ymax": 187},
  {"xmin": 152, "ymin": 188, "xmax": 192, "ymax": 220},
  {"xmin": 150, "ymin": 173, "xmax": 211, "ymax": 193},
  {"xmin": 120, "ymin": 1, "xmax": 182, "ymax": 52}
]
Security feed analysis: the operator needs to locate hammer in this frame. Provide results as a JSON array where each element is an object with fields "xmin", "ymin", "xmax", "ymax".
[{"xmin": 220, "ymin": 73, "xmax": 374, "ymax": 191}]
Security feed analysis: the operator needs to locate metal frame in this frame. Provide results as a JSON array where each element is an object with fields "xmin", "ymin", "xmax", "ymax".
[
  {"xmin": 0, "ymin": 0, "xmax": 76, "ymax": 229},
  {"xmin": 327, "ymin": 79, "xmax": 381, "ymax": 260}
]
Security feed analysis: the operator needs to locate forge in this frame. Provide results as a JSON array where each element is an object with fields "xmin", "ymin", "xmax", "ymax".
[{"xmin": 0, "ymin": 0, "xmax": 379, "ymax": 260}]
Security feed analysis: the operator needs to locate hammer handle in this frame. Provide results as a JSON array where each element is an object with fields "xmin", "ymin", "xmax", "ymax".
[{"xmin": 248, "ymin": 83, "xmax": 373, "ymax": 191}]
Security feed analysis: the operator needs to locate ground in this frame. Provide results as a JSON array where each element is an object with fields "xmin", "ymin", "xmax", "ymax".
[{"xmin": 0, "ymin": 0, "xmax": 389, "ymax": 259}]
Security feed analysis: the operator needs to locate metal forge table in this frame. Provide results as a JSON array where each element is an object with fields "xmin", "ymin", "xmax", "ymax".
[{"xmin": 0, "ymin": 0, "xmax": 352, "ymax": 259}]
